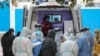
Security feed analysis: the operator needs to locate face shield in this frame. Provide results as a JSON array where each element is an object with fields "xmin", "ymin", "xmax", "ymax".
[
  {"xmin": 35, "ymin": 27, "xmax": 42, "ymax": 31},
  {"xmin": 83, "ymin": 30, "xmax": 90, "ymax": 36},
  {"xmin": 80, "ymin": 27, "xmax": 90, "ymax": 36},
  {"xmin": 34, "ymin": 24, "xmax": 42, "ymax": 32},
  {"xmin": 35, "ymin": 31, "xmax": 43, "ymax": 41},
  {"xmin": 55, "ymin": 28, "xmax": 62, "ymax": 34}
]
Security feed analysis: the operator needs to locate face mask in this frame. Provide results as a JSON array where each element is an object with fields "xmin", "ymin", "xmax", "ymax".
[
  {"xmin": 46, "ymin": 18, "xmax": 49, "ymax": 21},
  {"xmin": 35, "ymin": 32, "xmax": 42, "ymax": 41}
]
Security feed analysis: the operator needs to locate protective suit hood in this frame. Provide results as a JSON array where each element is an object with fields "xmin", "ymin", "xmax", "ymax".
[
  {"xmin": 35, "ymin": 31, "xmax": 43, "ymax": 41},
  {"xmin": 94, "ymin": 29, "xmax": 100, "ymax": 37},
  {"xmin": 20, "ymin": 27, "xmax": 31, "ymax": 38},
  {"xmin": 63, "ymin": 32, "xmax": 69, "ymax": 40},
  {"xmin": 68, "ymin": 28, "xmax": 74, "ymax": 34},
  {"xmin": 65, "ymin": 28, "xmax": 75, "ymax": 41},
  {"xmin": 47, "ymin": 29, "xmax": 55, "ymax": 39}
]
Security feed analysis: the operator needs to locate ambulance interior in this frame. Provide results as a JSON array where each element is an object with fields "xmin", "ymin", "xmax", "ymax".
[{"xmin": 23, "ymin": 1, "xmax": 81, "ymax": 33}]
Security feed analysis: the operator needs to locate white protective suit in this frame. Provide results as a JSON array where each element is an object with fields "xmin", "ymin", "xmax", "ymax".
[
  {"xmin": 64, "ymin": 28, "xmax": 75, "ymax": 41},
  {"xmin": 75, "ymin": 32, "xmax": 83, "ymax": 41},
  {"xmin": 60, "ymin": 40, "xmax": 78, "ymax": 56},
  {"xmin": 60, "ymin": 32, "xmax": 78, "ymax": 56},
  {"xmin": 31, "ymin": 31, "xmax": 43, "ymax": 48},
  {"xmin": 55, "ymin": 28, "xmax": 63, "ymax": 56},
  {"xmin": 0, "ymin": 42, "xmax": 3, "ymax": 56},
  {"xmin": 63, "ymin": 32, "xmax": 69, "ymax": 40},
  {"xmin": 12, "ymin": 27, "xmax": 33, "ymax": 56},
  {"xmin": 31, "ymin": 31, "xmax": 44, "ymax": 56}
]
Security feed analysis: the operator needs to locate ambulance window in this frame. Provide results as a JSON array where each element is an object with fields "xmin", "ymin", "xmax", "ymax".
[{"xmin": 45, "ymin": 14, "xmax": 62, "ymax": 23}]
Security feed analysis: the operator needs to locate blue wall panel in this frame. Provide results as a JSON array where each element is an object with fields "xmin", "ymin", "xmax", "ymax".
[
  {"xmin": 81, "ymin": 9, "xmax": 100, "ymax": 33},
  {"xmin": 15, "ymin": 9, "xmax": 23, "ymax": 34},
  {"xmin": 0, "ymin": 3, "xmax": 10, "ymax": 31}
]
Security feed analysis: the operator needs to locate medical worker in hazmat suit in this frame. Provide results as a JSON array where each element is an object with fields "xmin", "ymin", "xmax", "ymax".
[
  {"xmin": 54, "ymin": 28, "xmax": 63, "ymax": 56},
  {"xmin": 31, "ymin": 24, "xmax": 43, "ymax": 41},
  {"xmin": 12, "ymin": 27, "xmax": 33, "ymax": 56},
  {"xmin": 63, "ymin": 31, "xmax": 70, "ymax": 40},
  {"xmin": 63, "ymin": 28, "xmax": 75, "ymax": 40},
  {"xmin": 93, "ymin": 29, "xmax": 100, "ymax": 56},
  {"xmin": 77, "ymin": 27, "xmax": 94, "ymax": 56},
  {"xmin": 60, "ymin": 34, "xmax": 78, "ymax": 56},
  {"xmin": 31, "ymin": 24, "xmax": 44, "ymax": 56},
  {"xmin": 68, "ymin": 28, "xmax": 75, "ymax": 41}
]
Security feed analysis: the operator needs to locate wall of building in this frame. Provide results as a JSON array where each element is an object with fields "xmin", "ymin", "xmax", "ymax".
[
  {"xmin": 0, "ymin": 2, "xmax": 10, "ymax": 32},
  {"xmin": 15, "ymin": 9, "xmax": 23, "ymax": 34},
  {"xmin": 0, "ymin": 0, "xmax": 24, "ymax": 35},
  {"xmin": 81, "ymin": 7, "xmax": 100, "ymax": 33}
]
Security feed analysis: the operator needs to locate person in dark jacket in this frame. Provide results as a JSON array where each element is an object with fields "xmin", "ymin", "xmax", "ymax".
[
  {"xmin": 41, "ymin": 16, "xmax": 53, "ymax": 37},
  {"xmin": 1, "ymin": 28, "xmax": 15, "ymax": 56},
  {"xmin": 16, "ymin": 31, "xmax": 20, "ymax": 37},
  {"xmin": 39, "ymin": 29, "xmax": 57, "ymax": 56}
]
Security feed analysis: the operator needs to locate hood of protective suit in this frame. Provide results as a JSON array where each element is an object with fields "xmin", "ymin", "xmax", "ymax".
[
  {"xmin": 20, "ymin": 27, "xmax": 31, "ymax": 38},
  {"xmin": 47, "ymin": 29, "xmax": 55, "ymax": 39},
  {"xmin": 75, "ymin": 32, "xmax": 83, "ymax": 39},
  {"xmin": 68, "ymin": 33, "xmax": 75, "ymax": 41},
  {"xmin": 34, "ymin": 31, "xmax": 43, "ymax": 41},
  {"xmin": 94, "ymin": 29, "xmax": 100, "ymax": 37},
  {"xmin": 80, "ymin": 27, "xmax": 90, "ymax": 35},
  {"xmin": 63, "ymin": 32, "xmax": 69, "ymax": 40},
  {"xmin": 68, "ymin": 28, "xmax": 74, "ymax": 34},
  {"xmin": 64, "ymin": 33, "xmax": 75, "ymax": 41}
]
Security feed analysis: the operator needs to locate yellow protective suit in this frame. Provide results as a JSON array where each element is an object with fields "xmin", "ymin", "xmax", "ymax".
[{"xmin": 93, "ymin": 30, "xmax": 100, "ymax": 56}]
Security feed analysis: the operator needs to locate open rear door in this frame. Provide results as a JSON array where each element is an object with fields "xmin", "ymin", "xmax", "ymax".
[
  {"xmin": 23, "ymin": 6, "xmax": 28, "ymax": 27},
  {"xmin": 64, "ymin": 20, "xmax": 74, "ymax": 33}
]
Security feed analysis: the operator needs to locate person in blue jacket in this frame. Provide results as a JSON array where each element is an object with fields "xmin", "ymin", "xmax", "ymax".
[
  {"xmin": 77, "ymin": 27, "xmax": 94, "ymax": 56},
  {"xmin": 85, "ymin": 28, "xmax": 94, "ymax": 56},
  {"xmin": 31, "ymin": 24, "xmax": 44, "ymax": 56}
]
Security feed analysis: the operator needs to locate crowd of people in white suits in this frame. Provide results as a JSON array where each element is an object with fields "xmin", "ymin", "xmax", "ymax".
[{"xmin": 0, "ymin": 23, "xmax": 94, "ymax": 56}]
